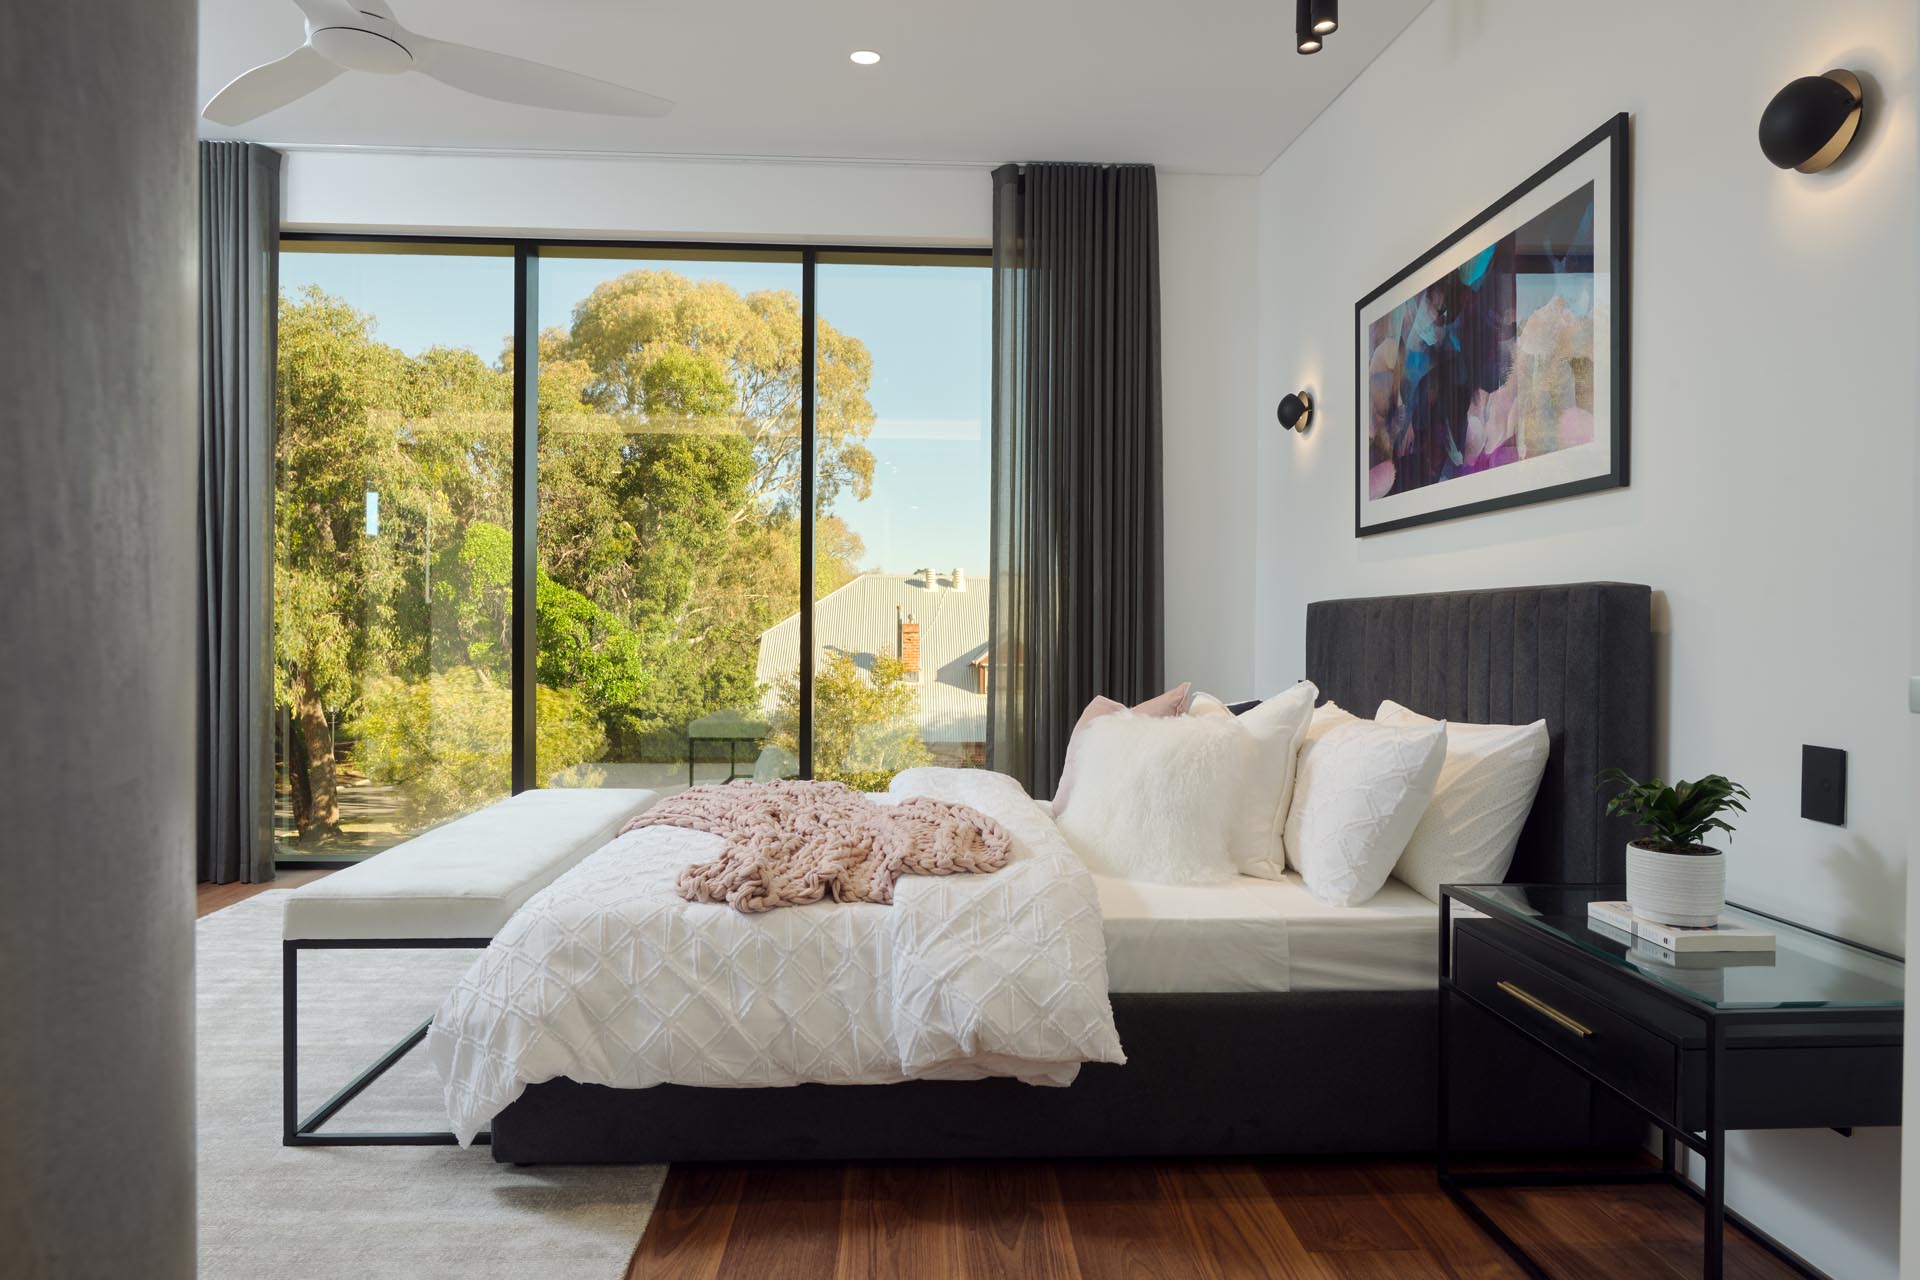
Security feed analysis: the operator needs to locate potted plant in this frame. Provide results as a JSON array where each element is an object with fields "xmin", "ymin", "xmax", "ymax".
[{"xmin": 1597, "ymin": 770, "xmax": 1751, "ymax": 927}]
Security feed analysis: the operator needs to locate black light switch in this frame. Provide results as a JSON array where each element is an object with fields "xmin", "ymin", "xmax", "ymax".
[{"xmin": 1800, "ymin": 745, "xmax": 1847, "ymax": 826}]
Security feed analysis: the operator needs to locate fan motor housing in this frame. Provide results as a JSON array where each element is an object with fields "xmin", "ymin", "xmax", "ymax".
[{"xmin": 311, "ymin": 25, "xmax": 414, "ymax": 73}]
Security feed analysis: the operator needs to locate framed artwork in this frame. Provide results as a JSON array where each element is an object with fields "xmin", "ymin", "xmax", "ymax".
[{"xmin": 1355, "ymin": 113, "xmax": 1629, "ymax": 536}]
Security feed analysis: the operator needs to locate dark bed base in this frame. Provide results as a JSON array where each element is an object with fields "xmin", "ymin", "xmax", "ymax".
[{"xmin": 492, "ymin": 990, "xmax": 1640, "ymax": 1164}]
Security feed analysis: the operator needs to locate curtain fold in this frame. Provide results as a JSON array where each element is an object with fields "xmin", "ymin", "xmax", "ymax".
[
  {"xmin": 198, "ymin": 141, "xmax": 281, "ymax": 884},
  {"xmin": 987, "ymin": 162, "xmax": 1164, "ymax": 799}
]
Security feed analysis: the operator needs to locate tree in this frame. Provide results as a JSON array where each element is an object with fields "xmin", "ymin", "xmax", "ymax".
[
  {"xmin": 274, "ymin": 264, "xmax": 894, "ymax": 845},
  {"xmin": 766, "ymin": 653, "xmax": 929, "ymax": 792},
  {"xmin": 531, "ymin": 270, "xmax": 873, "ymax": 761},
  {"xmin": 556, "ymin": 270, "xmax": 877, "ymax": 517},
  {"xmin": 275, "ymin": 288, "xmax": 514, "ymax": 843},
  {"xmin": 351, "ymin": 670, "xmax": 606, "ymax": 826},
  {"xmin": 274, "ymin": 289, "xmax": 413, "ymax": 840}
]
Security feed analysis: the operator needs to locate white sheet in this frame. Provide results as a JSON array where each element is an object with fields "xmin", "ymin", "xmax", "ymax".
[
  {"xmin": 426, "ymin": 767, "xmax": 1124, "ymax": 1144},
  {"xmin": 1096, "ymin": 872, "xmax": 1438, "ymax": 994}
]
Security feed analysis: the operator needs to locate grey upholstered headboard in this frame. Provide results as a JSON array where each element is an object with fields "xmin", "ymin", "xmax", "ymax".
[{"xmin": 1304, "ymin": 583, "xmax": 1652, "ymax": 886}]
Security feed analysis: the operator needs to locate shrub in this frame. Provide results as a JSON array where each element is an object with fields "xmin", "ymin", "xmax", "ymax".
[{"xmin": 352, "ymin": 667, "xmax": 607, "ymax": 825}]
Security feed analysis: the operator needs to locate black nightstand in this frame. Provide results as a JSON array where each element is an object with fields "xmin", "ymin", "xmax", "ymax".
[{"xmin": 1438, "ymin": 883, "xmax": 1903, "ymax": 1280}]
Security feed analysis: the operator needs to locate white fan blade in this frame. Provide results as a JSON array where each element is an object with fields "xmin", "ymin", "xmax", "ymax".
[
  {"xmin": 203, "ymin": 46, "xmax": 343, "ymax": 124},
  {"xmin": 413, "ymin": 38, "xmax": 671, "ymax": 117}
]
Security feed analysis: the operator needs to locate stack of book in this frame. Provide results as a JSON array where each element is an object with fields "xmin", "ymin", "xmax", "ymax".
[{"xmin": 1587, "ymin": 900, "xmax": 1776, "ymax": 974}]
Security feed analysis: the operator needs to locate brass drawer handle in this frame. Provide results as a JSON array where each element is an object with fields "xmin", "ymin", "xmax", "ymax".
[{"xmin": 1496, "ymin": 980, "xmax": 1595, "ymax": 1039}]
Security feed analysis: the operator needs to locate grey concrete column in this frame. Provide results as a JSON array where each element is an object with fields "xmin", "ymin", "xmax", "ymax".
[{"xmin": 0, "ymin": 3, "xmax": 201, "ymax": 1277}]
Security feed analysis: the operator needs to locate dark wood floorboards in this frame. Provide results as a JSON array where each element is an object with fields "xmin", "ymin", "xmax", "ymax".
[
  {"xmin": 626, "ymin": 1157, "xmax": 1803, "ymax": 1280},
  {"xmin": 196, "ymin": 868, "xmax": 331, "ymax": 917}
]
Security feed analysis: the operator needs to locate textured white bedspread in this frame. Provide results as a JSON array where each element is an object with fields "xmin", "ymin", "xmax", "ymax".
[{"xmin": 426, "ymin": 767, "xmax": 1124, "ymax": 1144}]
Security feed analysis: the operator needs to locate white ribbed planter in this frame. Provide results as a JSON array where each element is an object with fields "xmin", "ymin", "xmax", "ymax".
[{"xmin": 1625, "ymin": 842, "xmax": 1726, "ymax": 928}]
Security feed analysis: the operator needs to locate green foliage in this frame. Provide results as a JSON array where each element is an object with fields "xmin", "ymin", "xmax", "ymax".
[
  {"xmin": 276, "ymin": 265, "xmax": 883, "ymax": 833},
  {"xmin": 351, "ymin": 668, "xmax": 607, "ymax": 826},
  {"xmin": 555, "ymin": 269, "xmax": 876, "ymax": 517},
  {"xmin": 438, "ymin": 519, "xmax": 512, "ymax": 670},
  {"xmin": 768, "ymin": 653, "xmax": 929, "ymax": 791},
  {"xmin": 1596, "ymin": 769, "xmax": 1751, "ymax": 854},
  {"xmin": 274, "ymin": 288, "xmax": 417, "ymax": 712},
  {"xmin": 533, "ymin": 569, "xmax": 729, "ymax": 759}
]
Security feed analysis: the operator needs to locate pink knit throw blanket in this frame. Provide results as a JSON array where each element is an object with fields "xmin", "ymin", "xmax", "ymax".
[{"xmin": 618, "ymin": 779, "xmax": 1013, "ymax": 914}]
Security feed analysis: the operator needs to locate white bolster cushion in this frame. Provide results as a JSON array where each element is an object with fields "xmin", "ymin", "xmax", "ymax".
[{"xmin": 281, "ymin": 787, "xmax": 660, "ymax": 941}]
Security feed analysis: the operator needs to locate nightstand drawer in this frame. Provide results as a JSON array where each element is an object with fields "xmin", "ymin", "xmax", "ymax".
[{"xmin": 1453, "ymin": 923, "xmax": 1683, "ymax": 1125}]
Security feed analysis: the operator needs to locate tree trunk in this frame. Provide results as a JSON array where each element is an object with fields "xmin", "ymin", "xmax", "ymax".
[
  {"xmin": 287, "ymin": 706, "xmax": 313, "ymax": 834},
  {"xmin": 293, "ymin": 670, "xmax": 341, "ymax": 841}
]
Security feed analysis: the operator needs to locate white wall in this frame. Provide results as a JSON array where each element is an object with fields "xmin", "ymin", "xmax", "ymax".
[
  {"xmin": 283, "ymin": 149, "xmax": 990, "ymax": 245},
  {"xmin": 1253, "ymin": 2, "xmax": 1916, "ymax": 1275},
  {"xmin": 281, "ymin": 149, "xmax": 1255, "ymax": 697},
  {"xmin": 1161, "ymin": 175, "xmax": 1261, "ymax": 698}
]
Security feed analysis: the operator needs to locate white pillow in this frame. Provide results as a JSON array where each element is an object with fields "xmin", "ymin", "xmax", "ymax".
[
  {"xmin": 1189, "ymin": 682, "xmax": 1318, "ymax": 880},
  {"xmin": 1050, "ymin": 682, "xmax": 1192, "ymax": 816},
  {"xmin": 1283, "ymin": 703, "xmax": 1447, "ymax": 907},
  {"xmin": 1376, "ymin": 700, "xmax": 1550, "ymax": 903},
  {"xmin": 1054, "ymin": 710, "xmax": 1247, "ymax": 885}
]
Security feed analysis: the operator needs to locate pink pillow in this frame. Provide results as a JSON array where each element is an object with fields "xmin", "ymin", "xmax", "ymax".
[{"xmin": 1051, "ymin": 682, "xmax": 1192, "ymax": 815}]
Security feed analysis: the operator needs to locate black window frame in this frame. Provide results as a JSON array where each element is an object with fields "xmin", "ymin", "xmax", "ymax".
[{"xmin": 274, "ymin": 232, "xmax": 990, "ymax": 868}]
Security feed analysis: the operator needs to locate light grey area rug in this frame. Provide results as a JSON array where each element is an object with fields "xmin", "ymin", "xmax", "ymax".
[{"xmin": 197, "ymin": 891, "xmax": 663, "ymax": 1279}]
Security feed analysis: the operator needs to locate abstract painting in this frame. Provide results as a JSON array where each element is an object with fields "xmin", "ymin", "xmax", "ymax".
[{"xmin": 1355, "ymin": 114, "xmax": 1628, "ymax": 535}]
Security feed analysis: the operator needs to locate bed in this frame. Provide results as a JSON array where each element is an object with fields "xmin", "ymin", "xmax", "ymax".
[{"xmin": 479, "ymin": 582, "xmax": 1653, "ymax": 1164}]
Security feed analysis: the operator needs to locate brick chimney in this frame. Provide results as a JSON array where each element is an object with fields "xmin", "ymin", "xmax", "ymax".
[{"xmin": 897, "ymin": 606, "xmax": 921, "ymax": 676}]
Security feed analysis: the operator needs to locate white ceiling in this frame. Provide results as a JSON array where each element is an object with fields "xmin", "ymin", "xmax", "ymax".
[{"xmin": 198, "ymin": 0, "xmax": 1430, "ymax": 175}]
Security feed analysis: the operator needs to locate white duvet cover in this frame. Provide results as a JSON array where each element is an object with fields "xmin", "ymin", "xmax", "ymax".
[{"xmin": 426, "ymin": 767, "xmax": 1125, "ymax": 1144}]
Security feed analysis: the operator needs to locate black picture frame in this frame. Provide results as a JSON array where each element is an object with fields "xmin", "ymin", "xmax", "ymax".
[{"xmin": 1354, "ymin": 113, "xmax": 1630, "ymax": 537}]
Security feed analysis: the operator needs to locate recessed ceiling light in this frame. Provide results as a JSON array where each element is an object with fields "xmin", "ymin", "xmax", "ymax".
[{"xmin": 849, "ymin": 49, "xmax": 881, "ymax": 66}]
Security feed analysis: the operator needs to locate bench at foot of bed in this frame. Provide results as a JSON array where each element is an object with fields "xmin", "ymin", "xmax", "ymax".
[{"xmin": 280, "ymin": 786, "xmax": 660, "ymax": 1147}]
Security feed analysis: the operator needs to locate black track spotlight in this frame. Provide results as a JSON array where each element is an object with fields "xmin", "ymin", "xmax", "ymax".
[
  {"xmin": 1277, "ymin": 391, "xmax": 1313, "ymax": 432},
  {"xmin": 1294, "ymin": 0, "xmax": 1323, "ymax": 54},
  {"xmin": 1310, "ymin": 0, "xmax": 1339, "ymax": 36},
  {"xmin": 1759, "ymin": 69, "xmax": 1864, "ymax": 173}
]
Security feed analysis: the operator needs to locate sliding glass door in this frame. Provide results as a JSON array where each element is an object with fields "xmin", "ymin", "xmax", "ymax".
[
  {"xmin": 533, "ymin": 248, "xmax": 805, "ymax": 790},
  {"xmin": 807, "ymin": 255, "xmax": 992, "ymax": 787},
  {"xmin": 273, "ymin": 238, "xmax": 987, "ymax": 862},
  {"xmin": 275, "ymin": 242, "xmax": 515, "ymax": 860}
]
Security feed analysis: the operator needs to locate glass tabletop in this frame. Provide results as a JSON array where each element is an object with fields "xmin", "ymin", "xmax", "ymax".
[{"xmin": 1446, "ymin": 883, "xmax": 1905, "ymax": 1011}]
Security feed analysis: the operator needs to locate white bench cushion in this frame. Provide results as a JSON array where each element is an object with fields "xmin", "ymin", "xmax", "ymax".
[{"xmin": 283, "ymin": 788, "xmax": 659, "ymax": 941}]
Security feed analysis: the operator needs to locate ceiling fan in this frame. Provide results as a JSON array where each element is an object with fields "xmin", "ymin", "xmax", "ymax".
[{"xmin": 203, "ymin": 0, "xmax": 672, "ymax": 125}]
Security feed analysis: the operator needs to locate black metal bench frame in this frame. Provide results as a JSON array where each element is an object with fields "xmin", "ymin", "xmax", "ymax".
[{"xmin": 282, "ymin": 936, "xmax": 492, "ymax": 1147}]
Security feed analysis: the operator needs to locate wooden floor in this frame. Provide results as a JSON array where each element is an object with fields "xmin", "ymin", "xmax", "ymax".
[
  {"xmin": 627, "ymin": 1157, "xmax": 1802, "ymax": 1280},
  {"xmin": 195, "ymin": 868, "xmax": 331, "ymax": 917}
]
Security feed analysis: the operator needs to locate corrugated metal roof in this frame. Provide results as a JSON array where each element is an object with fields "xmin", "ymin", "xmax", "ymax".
[{"xmin": 756, "ymin": 571, "xmax": 988, "ymax": 745}]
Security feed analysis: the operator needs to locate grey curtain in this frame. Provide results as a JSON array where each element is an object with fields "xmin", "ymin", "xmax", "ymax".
[
  {"xmin": 198, "ymin": 141, "xmax": 280, "ymax": 884},
  {"xmin": 986, "ymin": 162, "xmax": 1164, "ymax": 798}
]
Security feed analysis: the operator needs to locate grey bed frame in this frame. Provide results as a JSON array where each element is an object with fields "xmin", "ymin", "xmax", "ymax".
[{"xmin": 492, "ymin": 582, "xmax": 1654, "ymax": 1164}]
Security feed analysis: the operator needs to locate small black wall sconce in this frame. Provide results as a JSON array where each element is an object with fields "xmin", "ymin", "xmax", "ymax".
[
  {"xmin": 1759, "ymin": 69, "xmax": 1864, "ymax": 173},
  {"xmin": 1276, "ymin": 391, "xmax": 1313, "ymax": 432}
]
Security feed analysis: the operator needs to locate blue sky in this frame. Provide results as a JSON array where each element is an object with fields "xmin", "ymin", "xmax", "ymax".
[{"xmin": 282, "ymin": 249, "xmax": 991, "ymax": 577}]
